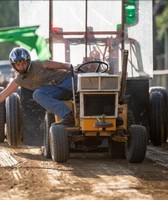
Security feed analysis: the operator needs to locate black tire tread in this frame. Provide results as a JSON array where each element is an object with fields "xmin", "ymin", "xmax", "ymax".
[
  {"xmin": 150, "ymin": 87, "xmax": 168, "ymax": 142},
  {"xmin": 6, "ymin": 93, "xmax": 22, "ymax": 147},
  {"xmin": 0, "ymin": 87, "xmax": 5, "ymax": 142},
  {"xmin": 149, "ymin": 91, "xmax": 164, "ymax": 146},
  {"xmin": 44, "ymin": 111, "xmax": 55, "ymax": 158},
  {"xmin": 125, "ymin": 125, "xmax": 147, "ymax": 163},
  {"xmin": 49, "ymin": 125, "xmax": 69, "ymax": 163}
]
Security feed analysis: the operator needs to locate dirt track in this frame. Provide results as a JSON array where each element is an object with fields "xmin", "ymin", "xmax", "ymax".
[{"xmin": 0, "ymin": 142, "xmax": 168, "ymax": 200}]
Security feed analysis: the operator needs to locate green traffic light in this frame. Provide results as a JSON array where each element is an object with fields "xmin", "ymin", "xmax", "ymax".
[
  {"xmin": 125, "ymin": 5, "xmax": 136, "ymax": 25},
  {"xmin": 124, "ymin": 0, "xmax": 138, "ymax": 25}
]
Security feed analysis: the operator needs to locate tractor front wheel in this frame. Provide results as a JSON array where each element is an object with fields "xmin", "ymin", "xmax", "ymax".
[
  {"xmin": 125, "ymin": 125, "xmax": 147, "ymax": 163},
  {"xmin": 44, "ymin": 111, "xmax": 55, "ymax": 158},
  {"xmin": 49, "ymin": 124, "xmax": 69, "ymax": 163}
]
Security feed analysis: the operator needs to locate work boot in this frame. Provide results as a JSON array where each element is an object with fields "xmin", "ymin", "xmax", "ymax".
[{"xmin": 53, "ymin": 112, "xmax": 75, "ymax": 127}]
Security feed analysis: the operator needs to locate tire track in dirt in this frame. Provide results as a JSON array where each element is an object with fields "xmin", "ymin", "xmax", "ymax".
[
  {"xmin": 39, "ymin": 152, "xmax": 168, "ymax": 200},
  {"xmin": 0, "ymin": 142, "xmax": 168, "ymax": 200},
  {"xmin": 146, "ymin": 145, "xmax": 168, "ymax": 168}
]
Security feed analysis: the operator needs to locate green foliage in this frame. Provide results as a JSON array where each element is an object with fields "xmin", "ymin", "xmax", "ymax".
[
  {"xmin": 156, "ymin": 1, "xmax": 168, "ymax": 40},
  {"xmin": 0, "ymin": 0, "xmax": 19, "ymax": 60}
]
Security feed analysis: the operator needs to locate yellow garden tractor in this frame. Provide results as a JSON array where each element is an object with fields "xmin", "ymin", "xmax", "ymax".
[{"xmin": 44, "ymin": 54, "xmax": 148, "ymax": 163}]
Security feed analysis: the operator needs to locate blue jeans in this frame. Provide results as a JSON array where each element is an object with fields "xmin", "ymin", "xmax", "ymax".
[{"xmin": 33, "ymin": 73, "xmax": 77, "ymax": 118}]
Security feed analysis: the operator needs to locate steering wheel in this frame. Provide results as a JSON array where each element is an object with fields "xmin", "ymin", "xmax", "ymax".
[{"xmin": 77, "ymin": 61, "xmax": 109, "ymax": 73}]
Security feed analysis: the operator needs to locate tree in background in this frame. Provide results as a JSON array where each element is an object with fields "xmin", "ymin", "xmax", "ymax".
[
  {"xmin": 154, "ymin": 0, "xmax": 168, "ymax": 58},
  {"xmin": 0, "ymin": 0, "xmax": 19, "ymax": 60}
]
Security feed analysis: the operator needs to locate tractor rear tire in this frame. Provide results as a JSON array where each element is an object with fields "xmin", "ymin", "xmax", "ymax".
[
  {"xmin": 44, "ymin": 111, "xmax": 55, "ymax": 158},
  {"xmin": 0, "ymin": 87, "xmax": 5, "ymax": 142},
  {"xmin": 150, "ymin": 86, "xmax": 168, "ymax": 142},
  {"xmin": 6, "ymin": 93, "xmax": 23, "ymax": 147},
  {"xmin": 149, "ymin": 91, "xmax": 165, "ymax": 146},
  {"xmin": 125, "ymin": 125, "xmax": 147, "ymax": 163},
  {"xmin": 49, "ymin": 124, "xmax": 69, "ymax": 163}
]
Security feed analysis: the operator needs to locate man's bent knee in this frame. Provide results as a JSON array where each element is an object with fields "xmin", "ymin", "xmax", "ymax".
[{"xmin": 33, "ymin": 89, "xmax": 44, "ymax": 102}]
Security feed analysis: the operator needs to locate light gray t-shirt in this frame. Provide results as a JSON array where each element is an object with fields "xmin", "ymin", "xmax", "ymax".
[{"xmin": 14, "ymin": 60, "xmax": 70, "ymax": 91}]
